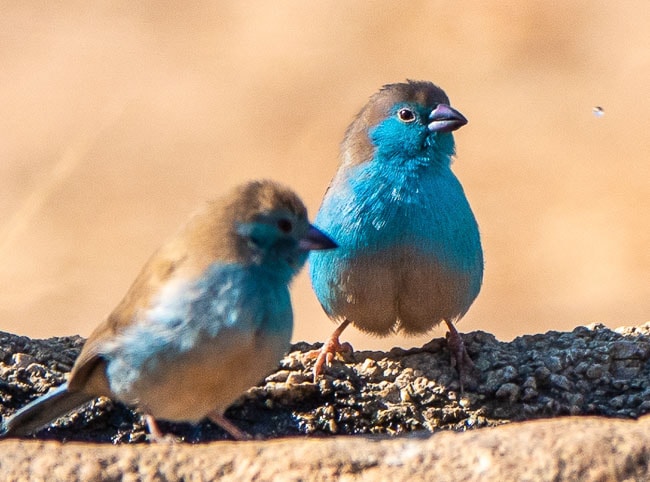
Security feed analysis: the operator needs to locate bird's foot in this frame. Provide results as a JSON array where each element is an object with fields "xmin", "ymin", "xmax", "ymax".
[
  {"xmin": 445, "ymin": 321, "xmax": 474, "ymax": 394},
  {"xmin": 304, "ymin": 319, "xmax": 354, "ymax": 382},
  {"xmin": 208, "ymin": 411, "xmax": 251, "ymax": 441},
  {"xmin": 308, "ymin": 338, "xmax": 354, "ymax": 382},
  {"xmin": 144, "ymin": 415, "xmax": 180, "ymax": 443}
]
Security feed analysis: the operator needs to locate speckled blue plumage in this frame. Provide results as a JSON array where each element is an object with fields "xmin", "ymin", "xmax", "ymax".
[
  {"xmin": 104, "ymin": 263, "xmax": 293, "ymax": 406},
  {"xmin": 310, "ymin": 81, "xmax": 483, "ymax": 337}
]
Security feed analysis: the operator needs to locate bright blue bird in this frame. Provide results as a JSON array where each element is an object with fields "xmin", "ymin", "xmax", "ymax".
[
  {"xmin": 1, "ymin": 180, "xmax": 336, "ymax": 440},
  {"xmin": 309, "ymin": 80, "xmax": 483, "ymax": 389}
]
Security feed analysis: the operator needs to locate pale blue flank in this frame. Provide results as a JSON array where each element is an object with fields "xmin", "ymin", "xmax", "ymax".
[{"xmin": 104, "ymin": 263, "xmax": 293, "ymax": 396}]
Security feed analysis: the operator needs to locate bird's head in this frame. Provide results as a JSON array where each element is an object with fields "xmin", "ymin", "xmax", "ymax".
[
  {"xmin": 341, "ymin": 80, "xmax": 467, "ymax": 168},
  {"xmin": 232, "ymin": 181, "xmax": 337, "ymax": 279}
]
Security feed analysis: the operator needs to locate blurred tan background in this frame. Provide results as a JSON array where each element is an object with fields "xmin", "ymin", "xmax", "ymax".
[{"xmin": 0, "ymin": 1, "xmax": 648, "ymax": 350}]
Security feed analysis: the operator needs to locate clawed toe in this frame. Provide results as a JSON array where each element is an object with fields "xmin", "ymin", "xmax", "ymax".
[
  {"xmin": 144, "ymin": 415, "xmax": 180, "ymax": 443},
  {"xmin": 309, "ymin": 338, "xmax": 354, "ymax": 382},
  {"xmin": 305, "ymin": 320, "xmax": 354, "ymax": 381},
  {"xmin": 445, "ymin": 322, "xmax": 474, "ymax": 393}
]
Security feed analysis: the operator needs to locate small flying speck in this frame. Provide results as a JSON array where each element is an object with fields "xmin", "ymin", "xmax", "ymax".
[{"xmin": 592, "ymin": 106, "xmax": 605, "ymax": 118}]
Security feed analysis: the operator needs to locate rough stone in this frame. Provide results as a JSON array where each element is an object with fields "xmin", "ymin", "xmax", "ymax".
[{"xmin": 2, "ymin": 323, "xmax": 650, "ymax": 479}]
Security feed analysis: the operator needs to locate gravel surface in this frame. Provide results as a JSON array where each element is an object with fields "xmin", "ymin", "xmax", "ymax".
[{"xmin": 1, "ymin": 323, "xmax": 650, "ymax": 443}]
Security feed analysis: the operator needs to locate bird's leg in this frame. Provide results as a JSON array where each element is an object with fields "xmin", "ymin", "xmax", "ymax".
[
  {"xmin": 444, "ymin": 320, "xmax": 474, "ymax": 393},
  {"xmin": 307, "ymin": 319, "xmax": 354, "ymax": 382},
  {"xmin": 207, "ymin": 411, "xmax": 251, "ymax": 441},
  {"xmin": 144, "ymin": 414, "xmax": 175, "ymax": 443}
]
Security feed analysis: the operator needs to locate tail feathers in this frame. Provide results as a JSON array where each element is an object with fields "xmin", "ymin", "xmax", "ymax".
[{"xmin": 1, "ymin": 383, "xmax": 95, "ymax": 437}]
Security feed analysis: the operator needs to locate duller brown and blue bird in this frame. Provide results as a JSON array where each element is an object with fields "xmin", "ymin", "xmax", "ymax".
[{"xmin": 1, "ymin": 180, "xmax": 336, "ymax": 440}]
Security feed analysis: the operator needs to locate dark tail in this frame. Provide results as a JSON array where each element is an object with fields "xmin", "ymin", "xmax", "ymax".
[{"xmin": 1, "ymin": 383, "xmax": 95, "ymax": 437}]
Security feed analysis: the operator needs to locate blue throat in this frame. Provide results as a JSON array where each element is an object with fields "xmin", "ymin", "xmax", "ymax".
[{"xmin": 316, "ymin": 130, "xmax": 462, "ymax": 255}]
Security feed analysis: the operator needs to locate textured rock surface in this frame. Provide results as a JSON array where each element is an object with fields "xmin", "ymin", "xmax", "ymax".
[
  {"xmin": 1, "ymin": 416, "xmax": 650, "ymax": 481},
  {"xmin": 1, "ymin": 323, "xmax": 650, "ymax": 480}
]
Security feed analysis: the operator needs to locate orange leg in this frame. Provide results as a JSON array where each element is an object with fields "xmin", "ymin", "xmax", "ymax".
[
  {"xmin": 144, "ymin": 414, "xmax": 177, "ymax": 443},
  {"xmin": 307, "ymin": 319, "xmax": 354, "ymax": 382},
  {"xmin": 207, "ymin": 411, "xmax": 251, "ymax": 441},
  {"xmin": 444, "ymin": 320, "xmax": 474, "ymax": 393}
]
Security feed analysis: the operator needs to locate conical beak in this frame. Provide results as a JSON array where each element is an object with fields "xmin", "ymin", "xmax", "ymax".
[
  {"xmin": 428, "ymin": 104, "xmax": 468, "ymax": 133},
  {"xmin": 299, "ymin": 225, "xmax": 337, "ymax": 251}
]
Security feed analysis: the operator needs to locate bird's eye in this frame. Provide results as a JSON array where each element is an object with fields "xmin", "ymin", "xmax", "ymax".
[
  {"xmin": 397, "ymin": 108, "xmax": 416, "ymax": 123},
  {"xmin": 277, "ymin": 218, "xmax": 293, "ymax": 233}
]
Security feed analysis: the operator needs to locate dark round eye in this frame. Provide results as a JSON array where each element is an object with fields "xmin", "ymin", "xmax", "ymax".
[
  {"xmin": 277, "ymin": 218, "xmax": 293, "ymax": 233},
  {"xmin": 397, "ymin": 108, "xmax": 416, "ymax": 123}
]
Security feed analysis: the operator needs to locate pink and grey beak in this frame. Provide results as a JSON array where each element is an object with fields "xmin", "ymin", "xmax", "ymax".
[
  {"xmin": 428, "ymin": 104, "xmax": 468, "ymax": 133},
  {"xmin": 299, "ymin": 225, "xmax": 337, "ymax": 251}
]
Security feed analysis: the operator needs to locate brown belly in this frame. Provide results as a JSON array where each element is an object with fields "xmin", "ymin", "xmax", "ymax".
[
  {"xmin": 329, "ymin": 249, "xmax": 480, "ymax": 336},
  {"xmin": 117, "ymin": 331, "xmax": 288, "ymax": 422}
]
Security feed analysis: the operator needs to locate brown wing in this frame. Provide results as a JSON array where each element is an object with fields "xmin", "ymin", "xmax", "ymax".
[
  {"xmin": 67, "ymin": 238, "xmax": 190, "ymax": 395},
  {"xmin": 64, "ymin": 189, "xmax": 263, "ymax": 395}
]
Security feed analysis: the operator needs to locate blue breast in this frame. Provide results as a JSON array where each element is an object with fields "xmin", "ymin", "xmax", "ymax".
[{"xmin": 310, "ymin": 158, "xmax": 483, "ymax": 319}]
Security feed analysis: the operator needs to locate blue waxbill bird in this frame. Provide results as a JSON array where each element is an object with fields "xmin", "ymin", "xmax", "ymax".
[
  {"xmin": 1, "ymin": 180, "xmax": 336, "ymax": 440},
  {"xmin": 309, "ymin": 80, "xmax": 483, "ymax": 390}
]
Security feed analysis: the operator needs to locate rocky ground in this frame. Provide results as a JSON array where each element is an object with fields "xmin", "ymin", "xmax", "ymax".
[{"xmin": 1, "ymin": 323, "xmax": 650, "ymax": 480}]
